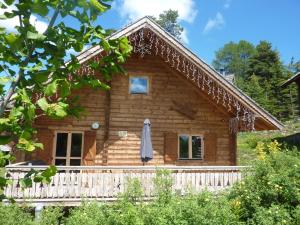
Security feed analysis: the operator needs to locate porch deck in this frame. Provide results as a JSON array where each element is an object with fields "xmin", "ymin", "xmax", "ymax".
[{"xmin": 4, "ymin": 165, "xmax": 246, "ymax": 206}]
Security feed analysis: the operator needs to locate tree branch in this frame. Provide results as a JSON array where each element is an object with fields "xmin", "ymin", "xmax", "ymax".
[{"xmin": 0, "ymin": 7, "xmax": 61, "ymax": 116}]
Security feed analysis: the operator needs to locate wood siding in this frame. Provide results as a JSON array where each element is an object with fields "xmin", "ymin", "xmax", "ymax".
[{"xmin": 30, "ymin": 54, "xmax": 236, "ymax": 166}]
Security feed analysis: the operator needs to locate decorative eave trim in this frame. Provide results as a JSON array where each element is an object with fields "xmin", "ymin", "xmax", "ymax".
[{"xmin": 76, "ymin": 17, "xmax": 283, "ymax": 131}]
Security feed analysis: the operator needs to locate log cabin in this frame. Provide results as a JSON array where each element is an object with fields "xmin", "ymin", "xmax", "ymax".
[
  {"xmin": 4, "ymin": 17, "xmax": 284, "ymax": 203},
  {"xmin": 19, "ymin": 17, "xmax": 283, "ymax": 167}
]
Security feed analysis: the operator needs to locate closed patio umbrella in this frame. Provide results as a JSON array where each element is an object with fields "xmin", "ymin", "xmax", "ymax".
[{"xmin": 140, "ymin": 119, "xmax": 153, "ymax": 163}]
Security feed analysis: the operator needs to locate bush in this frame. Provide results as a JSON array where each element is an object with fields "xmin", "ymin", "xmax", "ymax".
[
  {"xmin": 39, "ymin": 206, "xmax": 63, "ymax": 225},
  {"xmin": 229, "ymin": 142, "xmax": 300, "ymax": 223},
  {"xmin": 1, "ymin": 147, "xmax": 299, "ymax": 224},
  {"xmin": 65, "ymin": 202, "xmax": 107, "ymax": 225},
  {"xmin": 142, "ymin": 192, "xmax": 241, "ymax": 225},
  {"xmin": 248, "ymin": 205, "xmax": 292, "ymax": 225},
  {"xmin": 0, "ymin": 204, "xmax": 34, "ymax": 225}
]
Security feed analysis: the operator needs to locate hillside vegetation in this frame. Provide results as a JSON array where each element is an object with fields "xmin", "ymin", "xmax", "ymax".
[{"xmin": 237, "ymin": 118, "xmax": 300, "ymax": 165}]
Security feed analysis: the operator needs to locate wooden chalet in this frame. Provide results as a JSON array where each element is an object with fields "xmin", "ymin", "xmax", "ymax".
[{"xmin": 5, "ymin": 17, "xmax": 283, "ymax": 204}]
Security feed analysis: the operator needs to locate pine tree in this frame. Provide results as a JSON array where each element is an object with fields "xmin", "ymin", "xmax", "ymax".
[
  {"xmin": 150, "ymin": 10, "xmax": 183, "ymax": 40},
  {"xmin": 212, "ymin": 40, "xmax": 256, "ymax": 78},
  {"xmin": 243, "ymin": 75, "xmax": 267, "ymax": 108},
  {"xmin": 246, "ymin": 41, "xmax": 295, "ymax": 119}
]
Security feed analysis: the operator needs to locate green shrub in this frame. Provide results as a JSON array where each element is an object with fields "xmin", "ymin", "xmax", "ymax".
[
  {"xmin": 142, "ymin": 191, "xmax": 241, "ymax": 225},
  {"xmin": 0, "ymin": 204, "xmax": 34, "ymax": 225},
  {"xmin": 2, "ymin": 146, "xmax": 299, "ymax": 225},
  {"xmin": 153, "ymin": 169, "xmax": 173, "ymax": 204},
  {"xmin": 248, "ymin": 205, "xmax": 292, "ymax": 225},
  {"xmin": 293, "ymin": 205, "xmax": 300, "ymax": 225},
  {"xmin": 39, "ymin": 206, "xmax": 63, "ymax": 225},
  {"xmin": 65, "ymin": 202, "xmax": 107, "ymax": 225},
  {"xmin": 106, "ymin": 201, "xmax": 143, "ymax": 225},
  {"xmin": 229, "ymin": 143, "xmax": 300, "ymax": 223},
  {"xmin": 119, "ymin": 177, "xmax": 143, "ymax": 203}
]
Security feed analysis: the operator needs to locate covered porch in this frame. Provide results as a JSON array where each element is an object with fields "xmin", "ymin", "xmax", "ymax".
[{"xmin": 4, "ymin": 165, "xmax": 246, "ymax": 206}]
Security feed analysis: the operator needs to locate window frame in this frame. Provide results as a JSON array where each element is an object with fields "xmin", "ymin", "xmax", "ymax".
[
  {"xmin": 52, "ymin": 131, "xmax": 84, "ymax": 166},
  {"xmin": 178, "ymin": 134, "xmax": 204, "ymax": 160},
  {"xmin": 129, "ymin": 75, "xmax": 149, "ymax": 95}
]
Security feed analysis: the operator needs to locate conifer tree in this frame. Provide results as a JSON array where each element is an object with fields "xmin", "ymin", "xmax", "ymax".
[{"xmin": 246, "ymin": 41, "xmax": 294, "ymax": 119}]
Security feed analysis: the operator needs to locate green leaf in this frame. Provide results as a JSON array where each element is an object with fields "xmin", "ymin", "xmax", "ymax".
[
  {"xmin": 20, "ymin": 177, "xmax": 32, "ymax": 188},
  {"xmin": 0, "ymin": 118, "xmax": 10, "ymax": 124},
  {"xmin": 42, "ymin": 165, "xmax": 57, "ymax": 178},
  {"xmin": 27, "ymin": 31, "xmax": 46, "ymax": 40},
  {"xmin": 101, "ymin": 39, "xmax": 110, "ymax": 51},
  {"xmin": 90, "ymin": 0, "xmax": 109, "ymax": 13},
  {"xmin": 0, "ymin": 177, "xmax": 8, "ymax": 188},
  {"xmin": 60, "ymin": 79, "xmax": 71, "ymax": 98},
  {"xmin": 5, "ymin": 33, "xmax": 18, "ymax": 45},
  {"xmin": 37, "ymin": 97, "xmax": 49, "ymax": 111},
  {"xmin": 34, "ymin": 142, "xmax": 43, "ymax": 149},
  {"xmin": 4, "ymin": 0, "xmax": 14, "ymax": 6},
  {"xmin": 17, "ymin": 138, "xmax": 35, "ymax": 151},
  {"xmin": 45, "ymin": 80, "xmax": 58, "ymax": 96},
  {"xmin": 19, "ymin": 88, "xmax": 31, "ymax": 103},
  {"xmin": 31, "ymin": 4, "xmax": 49, "ymax": 17},
  {"xmin": 53, "ymin": 103, "xmax": 68, "ymax": 118},
  {"xmin": 0, "ymin": 76, "xmax": 11, "ymax": 84}
]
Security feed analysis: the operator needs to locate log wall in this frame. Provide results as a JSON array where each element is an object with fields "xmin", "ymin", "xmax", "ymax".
[{"xmin": 29, "ymin": 54, "xmax": 236, "ymax": 166}]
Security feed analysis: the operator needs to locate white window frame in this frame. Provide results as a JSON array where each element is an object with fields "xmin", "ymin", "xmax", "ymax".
[
  {"xmin": 178, "ymin": 134, "xmax": 204, "ymax": 160},
  {"xmin": 52, "ymin": 131, "xmax": 84, "ymax": 166},
  {"xmin": 129, "ymin": 76, "xmax": 149, "ymax": 94}
]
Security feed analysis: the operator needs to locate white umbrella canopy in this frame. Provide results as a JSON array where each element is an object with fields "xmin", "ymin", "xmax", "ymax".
[
  {"xmin": 140, "ymin": 119, "xmax": 153, "ymax": 163},
  {"xmin": 0, "ymin": 144, "xmax": 11, "ymax": 152}
]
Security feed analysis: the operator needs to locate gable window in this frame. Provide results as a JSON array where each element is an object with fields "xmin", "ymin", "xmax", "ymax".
[
  {"xmin": 179, "ymin": 135, "xmax": 203, "ymax": 160},
  {"xmin": 129, "ymin": 76, "xmax": 149, "ymax": 94},
  {"xmin": 54, "ymin": 132, "xmax": 83, "ymax": 166}
]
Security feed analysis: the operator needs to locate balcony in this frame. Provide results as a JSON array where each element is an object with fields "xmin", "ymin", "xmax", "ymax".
[{"xmin": 4, "ymin": 165, "xmax": 246, "ymax": 206}]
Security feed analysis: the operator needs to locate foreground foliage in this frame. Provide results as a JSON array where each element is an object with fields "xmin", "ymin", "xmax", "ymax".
[{"xmin": 0, "ymin": 143, "xmax": 299, "ymax": 225}]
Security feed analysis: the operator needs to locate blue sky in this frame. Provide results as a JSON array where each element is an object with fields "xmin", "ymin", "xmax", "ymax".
[
  {"xmin": 0, "ymin": 0, "xmax": 299, "ymax": 66},
  {"xmin": 96, "ymin": 0, "xmax": 300, "ymax": 65}
]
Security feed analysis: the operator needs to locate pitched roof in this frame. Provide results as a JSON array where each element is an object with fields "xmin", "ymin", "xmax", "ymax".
[
  {"xmin": 76, "ymin": 17, "xmax": 283, "ymax": 131},
  {"xmin": 282, "ymin": 72, "xmax": 300, "ymax": 87}
]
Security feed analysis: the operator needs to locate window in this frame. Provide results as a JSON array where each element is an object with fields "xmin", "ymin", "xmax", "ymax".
[
  {"xmin": 54, "ymin": 132, "xmax": 83, "ymax": 166},
  {"xmin": 129, "ymin": 76, "xmax": 149, "ymax": 94},
  {"xmin": 179, "ymin": 135, "xmax": 203, "ymax": 160}
]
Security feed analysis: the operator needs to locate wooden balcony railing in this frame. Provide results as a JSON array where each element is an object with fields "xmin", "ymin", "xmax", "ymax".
[{"xmin": 4, "ymin": 165, "xmax": 247, "ymax": 205}]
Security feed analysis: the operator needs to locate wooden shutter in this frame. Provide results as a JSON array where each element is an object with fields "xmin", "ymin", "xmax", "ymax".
[
  {"xmin": 35, "ymin": 129, "xmax": 54, "ymax": 165},
  {"xmin": 204, "ymin": 132, "xmax": 217, "ymax": 162},
  {"xmin": 164, "ymin": 132, "xmax": 178, "ymax": 164},
  {"xmin": 83, "ymin": 131, "xmax": 97, "ymax": 166}
]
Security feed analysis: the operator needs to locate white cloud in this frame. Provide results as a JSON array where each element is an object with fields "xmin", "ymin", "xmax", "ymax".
[
  {"xmin": 0, "ymin": 5, "xmax": 47, "ymax": 33},
  {"xmin": 203, "ymin": 12, "xmax": 225, "ymax": 34},
  {"xmin": 224, "ymin": 0, "xmax": 232, "ymax": 9},
  {"xmin": 180, "ymin": 29, "xmax": 189, "ymax": 45},
  {"xmin": 117, "ymin": 0, "xmax": 197, "ymax": 23}
]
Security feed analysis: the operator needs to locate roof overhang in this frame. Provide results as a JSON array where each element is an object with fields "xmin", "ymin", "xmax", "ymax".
[
  {"xmin": 75, "ymin": 17, "xmax": 283, "ymax": 132},
  {"xmin": 282, "ymin": 72, "xmax": 300, "ymax": 87}
]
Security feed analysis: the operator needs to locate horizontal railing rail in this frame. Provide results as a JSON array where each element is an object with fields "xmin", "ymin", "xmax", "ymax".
[
  {"xmin": 4, "ymin": 165, "xmax": 248, "ymax": 205},
  {"xmin": 5, "ymin": 165, "xmax": 248, "ymax": 171}
]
